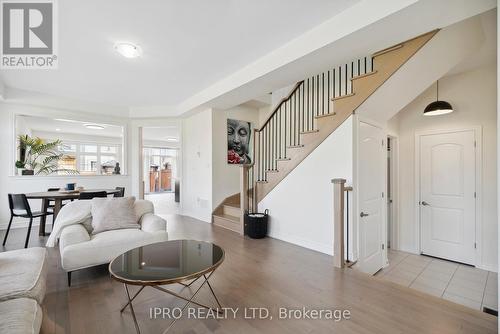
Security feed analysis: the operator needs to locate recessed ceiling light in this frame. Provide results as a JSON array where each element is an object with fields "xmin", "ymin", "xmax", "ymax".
[
  {"xmin": 166, "ymin": 137, "xmax": 179, "ymax": 142},
  {"xmin": 114, "ymin": 42, "xmax": 142, "ymax": 58},
  {"xmin": 55, "ymin": 128, "xmax": 61, "ymax": 131},
  {"xmin": 84, "ymin": 124, "xmax": 105, "ymax": 130}
]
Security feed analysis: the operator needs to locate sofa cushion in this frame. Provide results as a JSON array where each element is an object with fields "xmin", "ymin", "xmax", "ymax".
[
  {"xmin": 0, "ymin": 247, "xmax": 47, "ymax": 304},
  {"xmin": 61, "ymin": 228, "xmax": 168, "ymax": 271},
  {"xmin": 91, "ymin": 197, "xmax": 140, "ymax": 234},
  {"xmin": 134, "ymin": 199, "xmax": 154, "ymax": 219},
  {"xmin": 0, "ymin": 298, "xmax": 42, "ymax": 334},
  {"xmin": 140, "ymin": 213, "xmax": 167, "ymax": 233}
]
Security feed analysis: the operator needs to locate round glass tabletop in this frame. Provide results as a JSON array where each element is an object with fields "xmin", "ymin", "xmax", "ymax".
[{"xmin": 109, "ymin": 240, "xmax": 225, "ymax": 285}]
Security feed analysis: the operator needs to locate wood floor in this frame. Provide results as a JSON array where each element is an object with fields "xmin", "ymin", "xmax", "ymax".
[{"xmin": 1, "ymin": 214, "xmax": 497, "ymax": 334}]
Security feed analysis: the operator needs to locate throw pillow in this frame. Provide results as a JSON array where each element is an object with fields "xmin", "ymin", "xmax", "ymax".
[{"xmin": 91, "ymin": 197, "xmax": 139, "ymax": 234}]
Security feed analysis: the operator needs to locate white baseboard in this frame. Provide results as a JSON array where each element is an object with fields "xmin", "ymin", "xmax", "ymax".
[
  {"xmin": 267, "ymin": 230, "xmax": 333, "ymax": 256},
  {"xmin": 477, "ymin": 263, "xmax": 498, "ymax": 273}
]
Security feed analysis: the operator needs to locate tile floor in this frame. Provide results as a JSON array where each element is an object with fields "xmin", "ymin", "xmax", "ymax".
[{"xmin": 376, "ymin": 249, "xmax": 498, "ymax": 312}]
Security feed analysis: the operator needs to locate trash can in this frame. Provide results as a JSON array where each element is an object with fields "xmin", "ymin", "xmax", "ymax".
[{"xmin": 244, "ymin": 209, "xmax": 269, "ymax": 239}]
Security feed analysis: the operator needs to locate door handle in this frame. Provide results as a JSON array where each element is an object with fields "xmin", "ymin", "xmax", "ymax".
[
  {"xmin": 421, "ymin": 201, "xmax": 430, "ymax": 206},
  {"xmin": 360, "ymin": 212, "xmax": 369, "ymax": 217}
]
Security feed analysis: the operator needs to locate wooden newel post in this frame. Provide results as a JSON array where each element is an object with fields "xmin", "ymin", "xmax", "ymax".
[
  {"xmin": 240, "ymin": 165, "xmax": 250, "ymax": 236},
  {"xmin": 332, "ymin": 178, "xmax": 346, "ymax": 268}
]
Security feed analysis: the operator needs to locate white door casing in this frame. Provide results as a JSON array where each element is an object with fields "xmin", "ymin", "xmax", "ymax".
[
  {"xmin": 419, "ymin": 130, "xmax": 476, "ymax": 265},
  {"xmin": 358, "ymin": 121, "xmax": 385, "ymax": 274}
]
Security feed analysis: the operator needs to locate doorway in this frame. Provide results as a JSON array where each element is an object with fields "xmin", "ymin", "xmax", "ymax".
[
  {"xmin": 142, "ymin": 127, "xmax": 181, "ymax": 215},
  {"xmin": 416, "ymin": 129, "xmax": 478, "ymax": 265},
  {"xmin": 386, "ymin": 136, "xmax": 398, "ymax": 251}
]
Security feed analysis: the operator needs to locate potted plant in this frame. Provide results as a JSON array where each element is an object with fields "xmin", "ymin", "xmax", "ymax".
[
  {"xmin": 15, "ymin": 160, "xmax": 25, "ymax": 175},
  {"xmin": 17, "ymin": 135, "xmax": 79, "ymax": 175}
]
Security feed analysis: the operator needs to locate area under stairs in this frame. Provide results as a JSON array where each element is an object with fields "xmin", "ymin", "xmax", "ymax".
[{"xmin": 212, "ymin": 194, "xmax": 242, "ymax": 234}]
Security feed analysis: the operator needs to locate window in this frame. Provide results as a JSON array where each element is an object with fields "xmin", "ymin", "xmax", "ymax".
[
  {"xmin": 55, "ymin": 142, "xmax": 122, "ymax": 175},
  {"xmin": 143, "ymin": 147, "xmax": 178, "ymax": 193},
  {"xmin": 15, "ymin": 115, "xmax": 125, "ymax": 176}
]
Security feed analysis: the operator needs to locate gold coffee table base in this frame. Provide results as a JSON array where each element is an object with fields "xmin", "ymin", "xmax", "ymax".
[{"xmin": 120, "ymin": 271, "xmax": 223, "ymax": 334}]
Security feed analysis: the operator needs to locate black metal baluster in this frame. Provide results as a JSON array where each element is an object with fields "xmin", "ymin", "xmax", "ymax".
[
  {"xmin": 293, "ymin": 92, "xmax": 296, "ymax": 146},
  {"xmin": 316, "ymin": 75, "xmax": 319, "ymax": 117},
  {"xmin": 371, "ymin": 57, "xmax": 374, "ymax": 72},
  {"xmin": 350, "ymin": 62, "xmax": 353, "ymax": 94},
  {"xmin": 321, "ymin": 72, "xmax": 324, "ymax": 116},
  {"xmin": 345, "ymin": 63, "xmax": 348, "ymax": 95},
  {"xmin": 274, "ymin": 114, "xmax": 277, "ymax": 169},
  {"xmin": 327, "ymin": 70, "xmax": 330, "ymax": 114},
  {"xmin": 284, "ymin": 101, "xmax": 287, "ymax": 159},
  {"xmin": 302, "ymin": 84, "xmax": 305, "ymax": 132},
  {"xmin": 338, "ymin": 66, "xmax": 342, "ymax": 97},
  {"xmin": 260, "ymin": 131, "xmax": 263, "ymax": 180},
  {"xmin": 332, "ymin": 68, "xmax": 336, "ymax": 99},
  {"xmin": 307, "ymin": 78, "xmax": 311, "ymax": 130},
  {"xmin": 278, "ymin": 107, "xmax": 282, "ymax": 160}
]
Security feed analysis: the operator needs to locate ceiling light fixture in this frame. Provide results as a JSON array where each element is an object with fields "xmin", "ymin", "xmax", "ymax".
[
  {"xmin": 423, "ymin": 81, "xmax": 453, "ymax": 116},
  {"xmin": 166, "ymin": 137, "xmax": 179, "ymax": 142},
  {"xmin": 55, "ymin": 128, "xmax": 61, "ymax": 131},
  {"xmin": 114, "ymin": 42, "xmax": 142, "ymax": 58},
  {"xmin": 84, "ymin": 124, "xmax": 105, "ymax": 130}
]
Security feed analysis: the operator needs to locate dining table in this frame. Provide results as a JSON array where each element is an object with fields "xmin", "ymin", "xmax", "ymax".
[{"xmin": 25, "ymin": 189, "xmax": 121, "ymax": 236}]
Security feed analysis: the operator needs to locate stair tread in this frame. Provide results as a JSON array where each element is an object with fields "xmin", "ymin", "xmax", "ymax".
[
  {"xmin": 224, "ymin": 203, "xmax": 240, "ymax": 208},
  {"xmin": 214, "ymin": 213, "xmax": 239, "ymax": 222},
  {"xmin": 300, "ymin": 129, "xmax": 319, "ymax": 134},
  {"xmin": 315, "ymin": 112, "xmax": 336, "ymax": 119},
  {"xmin": 331, "ymin": 93, "xmax": 355, "ymax": 101},
  {"xmin": 351, "ymin": 70, "xmax": 378, "ymax": 81}
]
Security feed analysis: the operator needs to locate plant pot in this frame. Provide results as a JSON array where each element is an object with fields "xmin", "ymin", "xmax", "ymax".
[{"xmin": 22, "ymin": 169, "xmax": 34, "ymax": 175}]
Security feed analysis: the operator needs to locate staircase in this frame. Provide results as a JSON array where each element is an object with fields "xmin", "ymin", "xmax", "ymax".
[
  {"xmin": 213, "ymin": 29, "xmax": 438, "ymax": 235},
  {"xmin": 253, "ymin": 30, "xmax": 438, "ymax": 203}
]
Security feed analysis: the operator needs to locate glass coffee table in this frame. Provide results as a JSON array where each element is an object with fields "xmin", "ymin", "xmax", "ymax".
[{"xmin": 109, "ymin": 240, "xmax": 225, "ymax": 334}]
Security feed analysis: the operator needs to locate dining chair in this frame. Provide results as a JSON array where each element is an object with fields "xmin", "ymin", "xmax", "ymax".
[
  {"xmin": 78, "ymin": 191, "xmax": 108, "ymax": 200},
  {"xmin": 3, "ymin": 194, "xmax": 53, "ymax": 248},
  {"xmin": 114, "ymin": 187, "xmax": 125, "ymax": 198}
]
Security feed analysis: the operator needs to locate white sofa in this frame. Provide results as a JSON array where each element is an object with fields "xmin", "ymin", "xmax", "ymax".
[
  {"xmin": 0, "ymin": 247, "xmax": 47, "ymax": 334},
  {"xmin": 58, "ymin": 199, "xmax": 168, "ymax": 286}
]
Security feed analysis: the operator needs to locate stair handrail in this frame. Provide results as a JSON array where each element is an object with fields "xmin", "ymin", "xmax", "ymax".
[{"xmin": 257, "ymin": 80, "xmax": 304, "ymax": 132}]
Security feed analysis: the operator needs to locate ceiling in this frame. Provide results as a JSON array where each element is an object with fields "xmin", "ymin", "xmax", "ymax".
[
  {"xmin": 0, "ymin": 0, "xmax": 358, "ymax": 110},
  {"xmin": 446, "ymin": 9, "xmax": 497, "ymax": 76},
  {"xmin": 142, "ymin": 126, "xmax": 180, "ymax": 142},
  {"xmin": 19, "ymin": 115, "xmax": 124, "ymax": 137}
]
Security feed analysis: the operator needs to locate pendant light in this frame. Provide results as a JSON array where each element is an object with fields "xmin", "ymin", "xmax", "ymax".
[{"xmin": 423, "ymin": 81, "xmax": 453, "ymax": 116}]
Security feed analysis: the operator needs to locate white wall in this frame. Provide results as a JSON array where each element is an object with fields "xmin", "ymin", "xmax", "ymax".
[
  {"xmin": 212, "ymin": 105, "xmax": 261, "ymax": 209},
  {"xmin": 388, "ymin": 65, "xmax": 497, "ymax": 271},
  {"xmin": 258, "ymin": 116, "xmax": 353, "ymax": 255},
  {"xmin": 0, "ymin": 102, "xmax": 132, "ymax": 229},
  {"xmin": 181, "ymin": 109, "xmax": 213, "ymax": 222}
]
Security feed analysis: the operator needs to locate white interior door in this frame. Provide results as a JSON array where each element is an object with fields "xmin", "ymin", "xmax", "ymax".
[
  {"xmin": 419, "ymin": 130, "xmax": 475, "ymax": 265},
  {"xmin": 358, "ymin": 121, "xmax": 385, "ymax": 274}
]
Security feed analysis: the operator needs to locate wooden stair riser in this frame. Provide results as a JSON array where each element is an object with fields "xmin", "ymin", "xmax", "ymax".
[
  {"xmin": 255, "ymin": 30, "xmax": 438, "ymax": 203},
  {"xmin": 223, "ymin": 204, "xmax": 240, "ymax": 217},
  {"xmin": 213, "ymin": 214, "xmax": 240, "ymax": 233}
]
